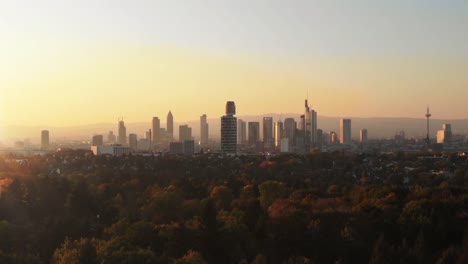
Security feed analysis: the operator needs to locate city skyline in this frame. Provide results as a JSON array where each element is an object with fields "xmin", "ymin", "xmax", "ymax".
[{"xmin": 1, "ymin": 1, "xmax": 468, "ymax": 133}]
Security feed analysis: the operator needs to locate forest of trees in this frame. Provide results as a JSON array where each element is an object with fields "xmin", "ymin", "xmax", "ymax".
[{"xmin": 0, "ymin": 150, "xmax": 467, "ymax": 263}]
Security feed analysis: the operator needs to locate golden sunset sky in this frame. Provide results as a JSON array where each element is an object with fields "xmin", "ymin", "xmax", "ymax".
[{"xmin": 1, "ymin": 1, "xmax": 468, "ymax": 135}]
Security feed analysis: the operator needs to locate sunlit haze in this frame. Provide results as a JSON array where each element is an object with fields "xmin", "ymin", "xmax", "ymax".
[{"xmin": 1, "ymin": 1, "xmax": 468, "ymax": 136}]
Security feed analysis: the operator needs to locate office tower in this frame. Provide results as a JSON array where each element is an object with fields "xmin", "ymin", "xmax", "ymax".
[
  {"xmin": 395, "ymin": 130, "xmax": 405, "ymax": 145},
  {"xmin": 360, "ymin": 129, "xmax": 368, "ymax": 144},
  {"xmin": 437, "ymin": 124, "xmax": 452, "ymax": 144},
  {"xmin": 263, "ymin": 117, "xmax": 274, "ymax": 150},
  {"xmin": 92, "ymin": 135, "xmax": 104, "ymax": 146},
  {"xmin": 200, "ymin": 114, "xmax": 209, "ymax": 146},
  {"xmin": 184, "ymin": 140, "xmax": 195, "ymax": 155},
  {"xmin": 107, "ymin": 131, "xmax": 116, "ymax": 144},
  {"xmin": 311, "ymin": 110, "xmax": 318, "ymax": 146},
  {"xmin": 159, "ymin": 128, "xmax": 167, "ymax": 142},
  {"xmin": 152, "ymin": 117, "xmax": 160, "ymax": 145},
  {"xmin": 129, "ymin": 134, "xmax": 138, "ymax": 150},
  {"xmin": 167, "ymin": 111, "xmax": 174, "ymax": 140},
  {"xmin": 284, "ymin": 118, "xmax": 296, "ymax": 147},
  {"xmin": 118, "ymin": 120, "xmax": 127, "ymax": 145},
  {"xmin": 179, "ymin": 125, "xmax": 192, "ymax": 142},
  {"xmin": 316, "ymin": 129, "xmax": 323, "ymax": 148},
  {"xmin": 274, "ymin": 121, "xmax": 284, "ymax": 148},
  {"xmin": 330, "ymin": 131, "xmax": 339, "ymax": 144},
  {"xmin": 221, "ymin": 101, "xmax": 237, "ymax": 154},
  {"xmin": 169, "ymin": 142, "xmax": 184, "ymax": 154},
  {"xmin": 303, "ymin": 99, "xmax": 318, "ymax": 147},
  {"xmin": 237, "ymin": 119, "xmax": 247, "ymax": 145},
  {"xmin": 226, "ymin": 101, "xmax": 236, "ymax": 115},
  {"xmin": 248, "ymin": 122, "xmax": 260, "ymax": 145},
  {"xmin": 146, "ymin": 130, "xmax": 151, "ymax": 141},
  {"xmin": 299, "ymin": 115, "xmax": 305, "ymax": 131},
  {"xmin": 138, "ymin": 138, "xmax": 150, "ymax": 151},
  {"xmin": 41, "ymin": 130, "xmax": 49, "ymax": 150},
  {"xmin": 280, "ymin": 138, "xmax": 289, "ymax": 153},
  {"xmin": 340, "ymin": 119, "xmax": 352, "ymax": 145}
]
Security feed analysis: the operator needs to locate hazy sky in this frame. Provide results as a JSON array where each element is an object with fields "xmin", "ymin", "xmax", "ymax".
[{"xmin": 1, "ymin": 0, "xmax": 468, "ymax": 131}]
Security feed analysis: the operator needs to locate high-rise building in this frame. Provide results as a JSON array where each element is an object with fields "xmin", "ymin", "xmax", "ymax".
[
  {"xmin": 330, "ymin": 131, "xmax": 339, "ymax": 144},
  {"xmin": 221, "ymin": 101, "xmax": 237, "ymax": 154},
  {"xmin": 129, "ymin": 134, "xmax": 138, "ymax": 150},
  {"xmin": 311, "ymin": 110, "xmax": 318, "ymax": 146},
  {"xmin": 179, "ymin": 125, "xmax": 192, "ymax": 142},
  {"xmin": 118, "ymin": 120, "xmax": 127, "ymax": 145},
  {"xmin": 169, "ymin": 142, "xmax": 184, "ymax": 154},
  {"xmin": 340, "ymin": 119, "xmax": 352, "ymax": 145},
  {"xmin": 237, "ymin": 119, "xmax": 247, "ymax": 145},
  {"xmin": 316, "ymin": 129, "xmax": 323, "ymax": 148},
  {"xmin": 274, "ymin": 121, "xmax": 284, "ymax": 148},
  {"xmin": 167, "ymin": 111, "xmax": 174, "ymax": 140},
  {"xmin": 263, "ymin": 117, "xmax": 274, "ymax": 150},
  {"xmin": 284, "ymin": 118, "xmax": 296, "ymax": 148},
  {"xmin": 248, "ymin": 122, "xmax": 260, "ymax": 146},
  {"xmin": 280, "ymin": 138, "xmax": 290, "ymax": 153},
  {"xmin": 152, "ymin": 117, "xmax": 160, "ymax": 145},
  {"xmin": 184, "ymin": 140, "xmax": 195, "ymax": 155},
  {"xmin": 92, "ymin": 135, "xmax": 104, "ymax": 146},
  {"xmin": 303, "ymin": 99, "xmax": 319, "ymax": 148},
  {"xmin": 226, "ymin": 101, "xmax": 236, "ymax": 115},
  {"xmin": 360, "ymin": 129, "xmax": 368, "ymax": 144},
  {"xmin": 200, "ymin": 114, "xmax": 209, "ymax": 146},
  {"xmin": 437, "ymin": 124, "xmax": 452, "ymax": 144},
  {"xmin": 107, "ymin": 131, "xmax": 116, "ymax": 144},
  {"xmin": 41, "ymin": 130, "xmax": 49, "ymax": 150}
]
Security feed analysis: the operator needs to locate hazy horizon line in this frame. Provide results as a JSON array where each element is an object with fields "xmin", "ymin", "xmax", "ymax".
[{"xmin": 2, "ymin": 114, "xmax": 467, "ymax": 129}]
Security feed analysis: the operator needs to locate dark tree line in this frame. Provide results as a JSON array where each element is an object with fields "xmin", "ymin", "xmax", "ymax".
[{"xmin": 0, "ymin": 151, "xmax": 466, "ymax": 263}]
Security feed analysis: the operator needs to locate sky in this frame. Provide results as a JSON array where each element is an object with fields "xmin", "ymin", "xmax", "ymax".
[{"xmin": 1, "ymin": 0, "xmax": 468, "ymax": 135}]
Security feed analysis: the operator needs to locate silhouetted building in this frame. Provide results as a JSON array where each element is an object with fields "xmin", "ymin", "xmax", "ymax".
[
  {"xmin": 437, "ymin": 124, "xmax": 452, "ymax": 144},
  {"xmin": 284, "ymin": 118, "xmax": 296, "ymax": 150},
  {"xmin": 340, "ymin": 119, "xmax": 351, "ymax": 145},
  {"xmin": 263, "ymin": 117, "xmax": 274, "ymax": 150},
  {"xmin": 107, "ymin": 131, "xmax": 116, "ymax": 144},
  {"xmin": 169, "ymin": 142, "xmax": 184, "ymax": 154},
  {"xmin": 118, "ymin": 120, "xmax": 127, "ymax": 145},
  {"xmin": 221, "ymin": 101, "xmax": 237, "ymax": 154},
  {"xmin": 184, "ymin": 140, "xmax": 195, "ymax": 155},
  {"xmin": 200, "ymin": 114, "xmax": 209, "ymax": 146},
  {"xmin": 226, "ymin": 101, "xmax": 236, "ymax": 115},
  {"xmin": 167, "ymin": 111, "xmax": 174, "ymax": 140},
  {"xmin": 274, "ymin": 121, "xmax": 284, "ymax": 148},
  {"xmin": 360, "ymin": 129, "xmax": 368, "ymax": 144},
  {"xmin": 395, "ymin": 131, "xmax": 405, "ymax": 145},
  {"xmin": 91, "ymin": 145, "xmax": 131, "ymax": 156},
  {"xmin": 280, "ymin": 138, "xmax": 289, "ymax": 153},
  {"xmin": 41, "ymin": 130, "xmax": 49, "ymax": 150},
  {"xmin": 92, "ymin": 135, "xmax": 104, "ymax": 146},
  {"xmin": 316, "ymin": 129, "xmax": 323, "ymax": 148},
  {"xmin": 330, "ymin": 131, "xmax": 339, "ymax": 144},
  {"xmin": 179, "ymin": 125, "xmax": 192, "ymax": 142},
  {"xmin": 138, "ymin": 139, "xmax": 150, "ymax": 151},
  {"xmin": 248, "ymin": 122, "xmax": 260, "ymax": 146},
  {"xmin": 237, "ymin": 119, "xmax": 247, "ymax": 145},
  {"xmin": 129, "ymin": 134, "xmax": 138, "ymax": 150},
  {"xmin": 152, "ymin": 117, "xmax": 160, "ymax": 145}
]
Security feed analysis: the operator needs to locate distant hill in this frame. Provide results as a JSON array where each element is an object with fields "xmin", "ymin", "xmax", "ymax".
[{"xmin": 2, "ymin": 115, "xmax": 468, "ymax": 145}]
